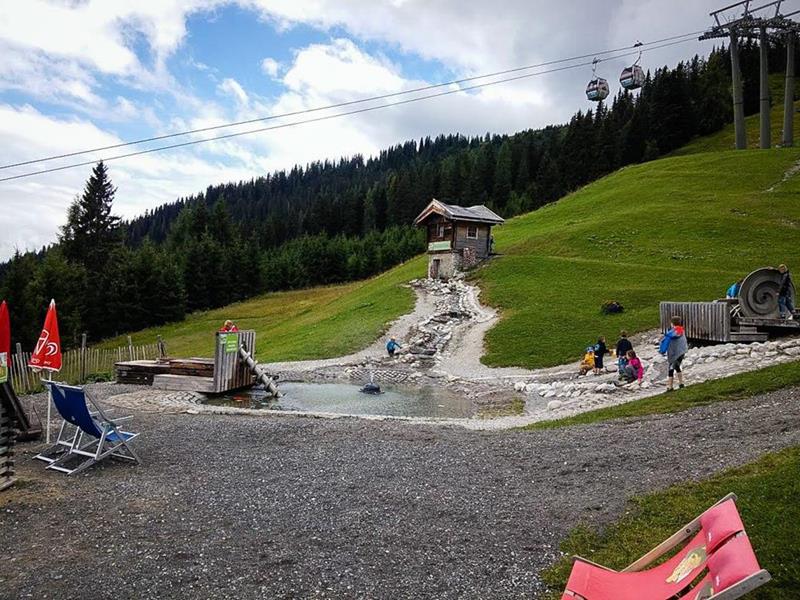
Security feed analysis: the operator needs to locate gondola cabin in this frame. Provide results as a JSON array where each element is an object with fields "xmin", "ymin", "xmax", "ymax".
[
  {"xmin": 586, "ymin": 77, "xmax": 610, "ymax": 101},
  {"xmin": 620, "ymin": 64, "xmax": 645, "ymax": 90},
  {"xmin": 414, "ymin": 199, "xmax": 504, "ymax": 280}
]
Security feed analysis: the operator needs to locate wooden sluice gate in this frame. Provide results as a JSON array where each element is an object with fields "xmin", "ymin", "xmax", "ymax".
[
  {"xmin": 115, "ymin": 330, "xmax": 278, "ymax": 396},
  {"xmin": 660, "ymin": 267, "xmax": 799, "ymax": 343}
]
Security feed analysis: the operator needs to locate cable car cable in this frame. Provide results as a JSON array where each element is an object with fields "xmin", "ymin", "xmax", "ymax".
[
  {"xmin": 0, "ymin": 37, "xmax": 698, "ymax": 183},
  {"xmin": 0, "ymin": 30, "xmax": 704, "ymax": 172}
]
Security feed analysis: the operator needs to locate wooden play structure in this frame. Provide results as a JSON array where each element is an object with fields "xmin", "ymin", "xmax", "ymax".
[
  {"xmin": 0, "ymin": 397, "xmax": 15, "ymax": 491},
  {"xmin": 661, "ymin": 267, "xmax": 799, "ymax": 343},
  {"xmin": 115, "ymin": 330, "xmax": 278, "ymax": 396}
]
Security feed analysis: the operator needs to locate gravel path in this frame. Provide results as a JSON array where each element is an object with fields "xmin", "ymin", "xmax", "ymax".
[{"xmin": 2, "ymin": 385, "xmax": 800, "ymax": 600}]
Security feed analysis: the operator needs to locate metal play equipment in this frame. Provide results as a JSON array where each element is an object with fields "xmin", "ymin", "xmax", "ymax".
[{"xmin": 660, "ymin": 267, "xmax": 798, "ymax": 343}]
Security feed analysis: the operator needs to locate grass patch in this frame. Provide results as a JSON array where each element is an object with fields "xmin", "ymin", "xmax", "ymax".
[
  {"xmin": 524, "ymin": 360, "xmax": 800, "ymax": 430},
  {"xmin": 477, "ymin": 396, "xmax": 526, "ymax": 419},
  {"xmin": 476, "ymin": 148, "xmax": 800, "ymax": 369},
  {"xmin": 100, "ymin": 256, "xmax": 425, "ymax": 361},
  {"xmin": 540, "ymin": 446, "xmax": 800, "ymax": 599}
]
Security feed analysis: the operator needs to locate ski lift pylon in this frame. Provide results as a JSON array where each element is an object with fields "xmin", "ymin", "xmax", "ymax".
[{"xmin": 586, "ymin": 58, "xmax": 609, "ymax": 102}]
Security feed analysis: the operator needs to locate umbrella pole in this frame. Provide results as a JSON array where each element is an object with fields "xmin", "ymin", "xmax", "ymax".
[{"xmin": 45, "ymin": 371, "xmax": 52, "ymax": 444}]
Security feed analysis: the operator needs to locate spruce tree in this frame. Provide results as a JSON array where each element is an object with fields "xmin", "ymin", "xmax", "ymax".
[{"xmin": 61, "ymin": 161, "xmax": 120, "ymax": 270}]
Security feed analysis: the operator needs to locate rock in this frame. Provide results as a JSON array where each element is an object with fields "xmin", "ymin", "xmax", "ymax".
[
  {"xmin": 765, "ymin": 350, "xmax": 779, "ymax": 358},
  {"xmin": 736, "ymin": 347, "xmax": 750, "ymax": 355},
  {"xmin": 514, "ymin": 381, "xmax": 527, "ymax": 392},
  {"xmin": 547, "ymin": 400, "xmax": 563, "ymax": 410},
  {"xmin": 524, "ymin": 383, "xmax": 538, "ymax": 393},
  {"xmin": 594, "ymin": 383, "xmax": 617, "ymax": 394},
  {"xmin": 783, "ymin": 347, "xmax": 800, "ymax": 357},
  {"xmin": 544, "ymin": 390, "xmax": 557, "ymax": 398},
  {"xmin": 641, "ymin": 381, "xmax": 652, "ymax": 389}
]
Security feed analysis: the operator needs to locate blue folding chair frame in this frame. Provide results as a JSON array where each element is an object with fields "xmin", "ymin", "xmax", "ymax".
[{"xmin": 34, "ymin": 382, "xmax": 140, "ymax": 475}]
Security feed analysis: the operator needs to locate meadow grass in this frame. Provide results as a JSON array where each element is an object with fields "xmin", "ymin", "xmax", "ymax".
[
  {"xmin": 476, "ymin": 148, "xmax": 800, "ymax": 368},
  {"xmin": 540, "ymin": 446, "xmax": 800, "ymax": 599},
  {"xmin": 101, "ymin": 256, "xmax": 425, "ymax": 360},
  {"xmin": 524, "ymin": 359, "xmax": 800, "ymax": 430}
]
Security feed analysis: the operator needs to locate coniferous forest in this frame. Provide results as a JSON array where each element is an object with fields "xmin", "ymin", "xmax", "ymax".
[{"xmin": 0, "ymin": 40, "xmax": 793, "ymax": 348}]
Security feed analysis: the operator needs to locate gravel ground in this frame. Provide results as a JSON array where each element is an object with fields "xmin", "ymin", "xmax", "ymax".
[{"xmin": 2, "ymin": 384, "xmax": 800, "ymax": 600}]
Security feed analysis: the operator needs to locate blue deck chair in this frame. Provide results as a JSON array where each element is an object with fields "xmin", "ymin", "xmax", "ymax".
[{"xmin": 34, "ymin": 382, "xmax": 140, "ymax": 475}]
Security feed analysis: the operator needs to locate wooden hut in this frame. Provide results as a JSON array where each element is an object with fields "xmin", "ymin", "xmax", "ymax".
[{"xmin": 414, "ymin": 199, "xmax": 504, "ymax": 280}]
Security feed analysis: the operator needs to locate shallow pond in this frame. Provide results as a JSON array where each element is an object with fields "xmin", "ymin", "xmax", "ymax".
[{"xmin": 208, "ymin": 381, "xmax": 474, "ymax": 418}]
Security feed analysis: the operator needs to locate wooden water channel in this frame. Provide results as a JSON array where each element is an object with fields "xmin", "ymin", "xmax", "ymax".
[{"xmin": 115, "ymin": 330, "xmax": 275, "ymax": 395}]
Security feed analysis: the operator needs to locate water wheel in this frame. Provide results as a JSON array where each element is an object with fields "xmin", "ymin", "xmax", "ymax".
[{"xmin": 738, "ymin": 267, "xmax": 795, "ymax": 319}]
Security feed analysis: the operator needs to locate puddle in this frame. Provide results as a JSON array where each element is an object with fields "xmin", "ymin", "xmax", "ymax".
[{"xmin": 208, "ymin": 381, "xmax": 474, "ymax": 418}]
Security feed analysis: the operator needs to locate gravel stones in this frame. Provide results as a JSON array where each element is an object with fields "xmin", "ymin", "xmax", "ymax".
[{"xmin": 3, "ymin": 384, "xmax": 800, "ymax": 599}]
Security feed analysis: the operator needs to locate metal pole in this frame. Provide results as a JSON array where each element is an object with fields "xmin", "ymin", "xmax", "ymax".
[
  {"xmin": 784, "ymin": 33, "xmax": 795, "ymax": 147},
  {"xmin": 730, "ymin": 31, "xmax": 748, "ymax": 149},
  {"xmin": 45, "ymin": 371, "xmax": 52, "ymax": 444},
  {"xmin": 760, "ymin": 26, "xmax": 771, "ymax": 148}
]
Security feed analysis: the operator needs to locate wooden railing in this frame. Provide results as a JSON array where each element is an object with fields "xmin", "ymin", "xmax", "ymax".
[{"xmin": 7, "ymin": 336, "xmax": 165, "ymax": 395}]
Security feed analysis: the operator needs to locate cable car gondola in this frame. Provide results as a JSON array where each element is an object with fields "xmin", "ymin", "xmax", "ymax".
[
  {"xmin": 585, "ymin": 58, "xmax": 609, "ymax": 102},
  {"xmin": 620, "ymin": 42, "xmax": 645, "ymax": 91}
]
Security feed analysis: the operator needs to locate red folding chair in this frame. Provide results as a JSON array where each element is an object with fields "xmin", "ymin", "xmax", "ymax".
[{"xmin": 560, "ymin": 494, "xmax": 771, "ymax": 600}]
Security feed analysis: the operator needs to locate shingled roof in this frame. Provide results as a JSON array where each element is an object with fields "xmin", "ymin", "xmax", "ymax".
[{"xmin": 413, "ymin": 199, "xmax": 504, "ymax": 226}]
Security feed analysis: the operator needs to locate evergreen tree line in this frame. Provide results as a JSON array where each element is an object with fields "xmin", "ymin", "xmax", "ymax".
[{"xmin": 0, "ymin": 40, "xmax": 793, "ymax": 348}]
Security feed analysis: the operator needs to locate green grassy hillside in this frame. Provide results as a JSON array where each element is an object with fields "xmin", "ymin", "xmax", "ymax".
[
  {"xmin": 101, "ymin": 256, "xmax": 424, "ymax": 361},
  {"xmin": 478, "ymin": 148, "xmax": 800, "ymax": 368},
  {"xmin": 107, "ymin": 127, "xmax": 800, "ymax": 368}
]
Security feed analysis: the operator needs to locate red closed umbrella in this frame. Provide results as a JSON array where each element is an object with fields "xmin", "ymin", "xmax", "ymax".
[
  {"xmin": 28, "ymin": 299, "xmax": 62, "ymax": 373},
  {"xmin": 0, "ymin": 301, "xmax": 9, "ymax": 384},
  {"xmin": 28, "ymin": 299, "xmax": 62, "ymax": 442}
]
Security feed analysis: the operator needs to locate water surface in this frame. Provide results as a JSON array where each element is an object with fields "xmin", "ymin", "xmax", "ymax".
[{"xmin": 210, "ymin": 381, "xmax": 473, "ymax": 418}]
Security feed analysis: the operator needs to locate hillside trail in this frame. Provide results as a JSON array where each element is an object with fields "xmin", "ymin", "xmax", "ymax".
[{"xmin": 255, "ymin": 277, "xmax": 800, "ymax": 429}]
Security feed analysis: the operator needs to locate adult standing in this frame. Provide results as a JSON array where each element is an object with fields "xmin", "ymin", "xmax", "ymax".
[
  {"xmin": 777, "ymin": 264, "xmax": 795, "ymax": 320},
  {"xmin": 659, "ymin": 316, "xmax": 688, "ymax": 392}
]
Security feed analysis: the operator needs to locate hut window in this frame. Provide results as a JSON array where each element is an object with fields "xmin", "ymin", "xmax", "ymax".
[{"xmin": 466, "ymin": 225, "xmax": 478, "ymax": 239}]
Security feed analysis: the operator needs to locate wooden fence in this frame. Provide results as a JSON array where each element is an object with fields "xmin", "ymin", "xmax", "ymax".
[{"xmin": 7, "ymin": 335, "xmax": 165, "ymax": 395}]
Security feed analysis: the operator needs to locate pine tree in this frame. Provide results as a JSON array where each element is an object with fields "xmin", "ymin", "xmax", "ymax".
[{"xmin": 61, "ymin": 161, "xmax": 120, "ymax": 269}]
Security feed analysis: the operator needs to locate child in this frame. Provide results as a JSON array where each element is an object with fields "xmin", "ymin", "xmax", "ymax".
[
  {"xmin": 659, "ymin": 316, "xmax": 688, "ymax": 391},
  {"xmin": 579, "ymin": 347, "xmax": 595, "ymax": 375},
  {"xmin": 593, "ymin": 336, "xmax": 609, "ymax": 375},
  {"xmin": 621, "ymin": 349, "xmax": 644, "ymax": 385},
  {"xmin": 615, "ymin": 330, "xmax": 633, "ymax": 377},
  {"xmin": 386, "ymin": 337, "xmax": 401, "ymax": 357}
]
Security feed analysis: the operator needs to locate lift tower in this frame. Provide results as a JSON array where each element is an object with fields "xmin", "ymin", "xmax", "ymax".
[{"xmin": 701, "ymin": 1, "xmax": 800, "ymax": 149}]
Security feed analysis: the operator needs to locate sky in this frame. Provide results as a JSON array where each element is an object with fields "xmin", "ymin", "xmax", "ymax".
[{"xmin": 0, "ymin": 0, "xmax": 768, "ymax": 259}]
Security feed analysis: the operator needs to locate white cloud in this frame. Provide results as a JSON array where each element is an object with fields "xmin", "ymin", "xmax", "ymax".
[
  {"xmin": 218, "ymin": 78, "xmax": 250, "ymax": 106},
  {"xmin": 0, "ymin": 104, "xmax": 254, "ymax": 260},
  {"xmin": 0, "ymin": 0, "xmax": 734, "ymax": 261},
  {"xmin": 260, "ymin": 57, "xmax": 281, "ymax": 77}
]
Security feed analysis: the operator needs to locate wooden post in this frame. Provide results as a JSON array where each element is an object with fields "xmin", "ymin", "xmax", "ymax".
[
  {"xmin": 730, "ymin": 31, "xmax": 747, "ymax": 150},
  {"xmin": 760, "ymin": 26, "xmax": 771, "ymax": 149},
  {"xmin": 157, "ymin": 335, "xmax": 166, "ymax": 359},
  {"xmin": 784, "ymin": 33, "xmax": 795, "ymax": 147},
  {"xmin": 79, "ymin": 333, "xmax": 87, "ymax": 383},
  {"xmin": 15, "ymin": 343, "xmax": 29, "ymax": 394},
  {"xmin": 127, "ymin": 335, "xmax": 134, "ymax": 361}
]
